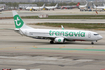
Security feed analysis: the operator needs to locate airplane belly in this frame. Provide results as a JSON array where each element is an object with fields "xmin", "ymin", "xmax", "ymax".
[{"xmin": 67, "ymin": 37, "xmax": 86, "ymax": 41}]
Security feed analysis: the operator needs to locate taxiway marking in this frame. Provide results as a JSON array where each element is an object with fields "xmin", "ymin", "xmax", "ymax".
[{"xmin": 32, "ymin": 48, "xmax": 105, "ymax": 52}]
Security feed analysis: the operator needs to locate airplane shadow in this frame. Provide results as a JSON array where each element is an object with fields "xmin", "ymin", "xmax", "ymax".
[{"xmin": 5, "ymin": 40, "xmax": 105, "ymax": 46}]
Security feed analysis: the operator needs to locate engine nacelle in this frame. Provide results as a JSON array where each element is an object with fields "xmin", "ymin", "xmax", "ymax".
[{"xmin": 54, "ymin": 38, "xmax": 65, "ymax": 43}]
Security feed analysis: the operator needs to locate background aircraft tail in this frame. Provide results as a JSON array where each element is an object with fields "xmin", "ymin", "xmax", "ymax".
[
  {"xmin": 85, "ymin": 1, "xmax": 88, "ymax": 6},
  {"xmin": 103, "ymin": 3, "xmax": 105, "ymax": 6},
  {"xmin": 55, "ymin": 4, "xmax": 58, "ymax": 8},
  {"xmin": 93, "ymin": 4, "xmax": 96, "ymax": 9},
  {"xmin": 42, "ymin": 4, "xmax": 45, "ymax": 8},
  {"xmin": 76, "ymin": 2, "xmax": 80, "ymax": 6}
]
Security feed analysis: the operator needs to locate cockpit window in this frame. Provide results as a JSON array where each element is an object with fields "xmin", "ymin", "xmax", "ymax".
[{"xmin": 94, "ymin": 34, "xmax": 99, "ymax": 36}]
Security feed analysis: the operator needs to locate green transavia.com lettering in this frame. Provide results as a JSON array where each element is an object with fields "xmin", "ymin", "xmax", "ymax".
[{"xmin": 49, "ymin": 30, "xmax": 85, "ymax": 37}]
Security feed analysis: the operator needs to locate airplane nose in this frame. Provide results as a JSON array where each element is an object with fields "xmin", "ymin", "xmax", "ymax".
[{"xmin": 99, "ymin": 35, "xmax": 103, "ymax": 40}]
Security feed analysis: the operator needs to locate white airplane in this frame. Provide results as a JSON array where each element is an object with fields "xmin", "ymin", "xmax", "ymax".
[
  {"xmin": 93, "ymin": 4, "xmax": 105, "ymax": 10},
  {"xmin": 0, "ymin": 6, "xmax": 4, "ymax": 12},
  {"xmin": 79, "ymin": 1, "xmax": 88, "ymax": 9},
  {"xmin": 45, "ymin": 4, "xmax": 58, "ymax": 10},
  {"xmin": 61, "ymin": 2, "xmax": 80, "ymax": 9},
  {"xmin": 0, "ymin": 8, "xmax": 2, "ymax": 12},
  {"xmin": 26, "ymin": 4, "xmax": 45, "ymax": 11},
  {"xmin": 12, "ymin": 11, "xmax": 103, "ymax": 44}
]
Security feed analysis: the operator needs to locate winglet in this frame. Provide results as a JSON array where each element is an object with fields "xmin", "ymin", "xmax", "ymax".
[{"xmin": 61, "ymin": 25, "xmax": 64, "ymax": 30}]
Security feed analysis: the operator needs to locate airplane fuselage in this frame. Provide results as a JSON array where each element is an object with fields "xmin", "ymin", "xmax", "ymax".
[
  {"xmin": 12, "ymin": 10, "xmax": 103, "ymax": 44},
  {"xmin": 45, "ymin": 6, "xmax": 56, "ymax": 10},
  {"xmin": 95, "ymin": 6, "xmax": 105, "ymax": 9},
  {"xmin": 20, "ymin": 29, "xmax": 102, "ymax": 41}
]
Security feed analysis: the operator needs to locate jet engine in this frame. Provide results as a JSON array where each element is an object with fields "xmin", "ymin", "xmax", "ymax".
[{"xmin": 54, "ymin": 38, "xmax": 65, "ymax": 43}]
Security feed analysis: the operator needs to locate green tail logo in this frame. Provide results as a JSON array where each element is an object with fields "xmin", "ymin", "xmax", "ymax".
[{"xmin": 14, "ymin": 15, "xmax": 24, "ymax": 28}]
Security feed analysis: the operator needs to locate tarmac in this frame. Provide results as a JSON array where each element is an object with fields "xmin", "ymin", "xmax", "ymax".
[
  {"xmin": 0, "ymin": 10, "xmax": 105, "ymax": 70},
  {"xmin": 0, "ymin": 23, "xmax": 105, "ymax": 70},
  {"xmin": 0, "ymin": 9, "xmax": 105, "ymax": 17}
]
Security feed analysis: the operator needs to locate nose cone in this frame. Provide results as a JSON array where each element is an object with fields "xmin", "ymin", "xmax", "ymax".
[{"xmin": 98, "ymin": 35, "xmax": 103, "ymax": 40}]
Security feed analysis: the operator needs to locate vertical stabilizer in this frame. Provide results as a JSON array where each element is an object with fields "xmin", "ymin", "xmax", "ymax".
[
  {"xmin": 55, "ymin": 4, "xmax": 58, "ymax": 8},
  {"xmin": 61, "ymin": 25, "xmax": 64, "ymax": 30},
  {"xmin": 93, "ymin": 4, "xmax": 96, "ymax": 9},
  {"xmin": 12, "ymin": 10, "xmax": 33, "ymax": 29},
  {"xmin": 85, "ymin": 1, "xmax": 88, "ymax": 6},
  {"xmin": 76, "ymin": 2, "xmax": 80, "ymax": 6},
  {"xmin": 42, "ymin": 4, "xmax": 45, "ymax": 8}
]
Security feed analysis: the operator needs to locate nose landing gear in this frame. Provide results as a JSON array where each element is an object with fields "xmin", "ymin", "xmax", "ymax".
[{"xmin": 91, "ymin": 41, "xmax": 97, "ymax": 45}]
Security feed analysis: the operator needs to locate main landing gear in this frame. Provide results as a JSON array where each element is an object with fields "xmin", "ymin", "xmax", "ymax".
[
  {"xmin": 50, "ymin": 40, "xmax": 54, "ymax": 44},
  {"xmin": 91, "ymin": 42, "xmax": 94, "ymax": 45},
  {"xmin": 91, "ymin": 41, "xmax": 97, "ymax": 45}
]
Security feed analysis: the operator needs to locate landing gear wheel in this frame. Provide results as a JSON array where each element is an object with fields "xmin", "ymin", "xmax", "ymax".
[
  {"xmin": 63, "ymin": 39, "xmax": 65, "ymax": 43},
  {"xmin": 91, "ymin": 42, "xmax": 94, "ymax": 45},
  {"xmin": 50, "ymin": 41, "xmax": 54, "ymax": 44}
]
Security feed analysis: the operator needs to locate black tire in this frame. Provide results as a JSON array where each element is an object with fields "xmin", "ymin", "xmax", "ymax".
[
  {"xmin": 50, "ymin": 41, "xmax": 54, "ymax": 44},
  {"xmin": 91, "ymin": 42, "xmax": 94, "ymax": 45}
]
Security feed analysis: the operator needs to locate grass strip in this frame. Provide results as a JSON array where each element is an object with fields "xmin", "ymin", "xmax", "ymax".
[
  {"xmin": 0, "ymin": 15, "xmax": 105, "ymax": 19},
  {"xmin": 34, "ymin": 23, "xmax": 105, "ymax": 30},
  {"xmin": 22, "ymin": 15, "xmax": 105, "ymax": 19}
]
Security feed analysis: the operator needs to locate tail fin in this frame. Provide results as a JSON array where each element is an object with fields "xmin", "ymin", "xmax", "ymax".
[
  {"xmin": 55, "ymin": 4, "xmax": 58, "ymax": 8},
  {"xmin": 12, "ymin": 10, "xmax": 33, "ymax": 30},
  {"xmin": 76, "ymin": 2, "xmax": 80, "ymax": 6},
  {"xmin": 61, "ymin": 25, "xmax": 64, "ymax": 30},
  {"xmin": 42, "ymin": 4, "xmax": 45, "ymax": 8},
  {"xmin": 85, "ymin": 1, "xmax": 88, "ymax": 6},
  {"xmin": 93, "ymin": 4, "xmax": 96, "ymax": 8},
  {"xmin": 103, "ymin": 3, "xmax": 105, "ymax": 6}
]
